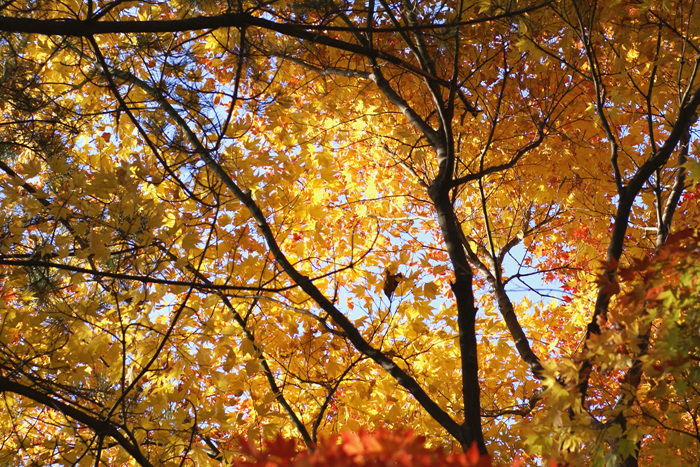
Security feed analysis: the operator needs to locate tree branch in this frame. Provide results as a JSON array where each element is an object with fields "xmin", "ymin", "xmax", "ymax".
[{"xmin": 0, "ymin": 374, "xmax": 153, "ymax": 467}]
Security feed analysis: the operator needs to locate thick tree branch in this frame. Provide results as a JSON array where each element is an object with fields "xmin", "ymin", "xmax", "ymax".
[
  {"xmin": 367, "ymin": 67, "xmax": 442, "ymax": 149},
  {"xmin": 579, "ymin": 83, "xmax": 700, "ymax": 403},
  {"xmin": 0, "ymin": 3, "xmax": 553, "ymax": 35},
  {"xmin": 90, "ymin": 41, "xmax": 466, "ymax": 448},
  {"xmin": 0, "ymin": 374, "xmax": 153, "ymax": 467},
  {"xmin": 607, "ymin": 124, "xmax": 695, "ymax": 467},
  {"xmin": 0, "ymin": 12, "xmax": 478, "ymax": 114}
]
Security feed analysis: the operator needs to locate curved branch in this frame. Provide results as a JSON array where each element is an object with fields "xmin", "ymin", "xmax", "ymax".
[
  {"xmin": 450, "ymin": 131, "xmax": 545, "ymax": 188},
  {"xmin": 0, "ymin": 12, "xmax": 478, "ymax": 114},
  {"xmin": 89, "ymin": 40, "xmax": 464, "ymax": 447},
  {"xmin": 0, "ymin": 374, "xmax": 153, "ymax": 467},
  {"xmin": 579, "ymin": 81, "xmax": 700, "ymax": 403}
]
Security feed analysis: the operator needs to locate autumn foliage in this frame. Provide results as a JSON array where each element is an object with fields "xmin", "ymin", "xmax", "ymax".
[
  {"xmin": 0, "ymin": 0, "xmax": 700, "ymax": 466},
  {"xmin": 234, "ymin": 429, "xmax": 495, "ymax": 467}
]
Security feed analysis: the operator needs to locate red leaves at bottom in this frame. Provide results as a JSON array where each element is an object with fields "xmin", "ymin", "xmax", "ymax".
[{"xmin": 233, "ymin": 428, "xmax": 495, "ymax": 467}]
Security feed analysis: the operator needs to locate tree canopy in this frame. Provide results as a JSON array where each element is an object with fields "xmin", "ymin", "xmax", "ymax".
[{"xmin": 0, "ymin": 0, "xmax": 699, "ymax": 465}]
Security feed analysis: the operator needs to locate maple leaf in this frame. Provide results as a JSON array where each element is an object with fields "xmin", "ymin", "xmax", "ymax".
[{"xmin": 382, "ymin": 269, "xmax": 404, "ymax": 299}]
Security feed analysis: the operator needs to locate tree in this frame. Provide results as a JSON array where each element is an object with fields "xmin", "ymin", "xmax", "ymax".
[{"xmin": 0, "ymin": 0, "xmax": 698, "ymax": 465}]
